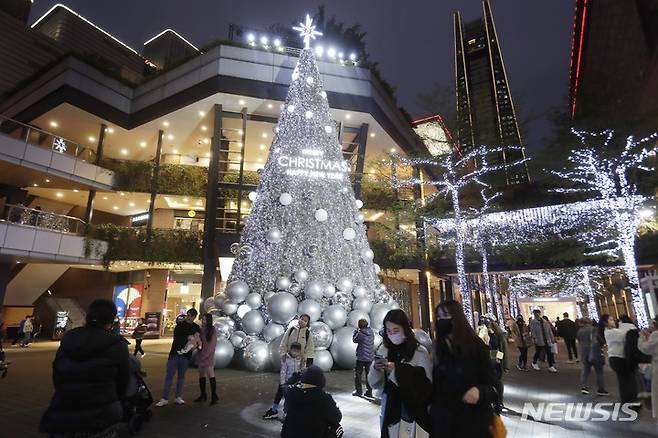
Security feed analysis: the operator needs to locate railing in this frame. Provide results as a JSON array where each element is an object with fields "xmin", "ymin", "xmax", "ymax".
[
  {"xmin": 0, "ymin": 115, "xmax": 98, "ymax": 163},
  {"xmin": 2, "ymin": 204, "xmax": 87, "ymax": 235}
]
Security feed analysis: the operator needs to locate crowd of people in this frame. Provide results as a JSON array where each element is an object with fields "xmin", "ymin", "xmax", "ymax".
[{"xmin": 6, "ymin": 296, "xmax": 656, "ymax": 437}]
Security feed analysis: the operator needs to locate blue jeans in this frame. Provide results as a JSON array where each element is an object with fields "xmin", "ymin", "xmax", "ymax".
[{"xmin": 162, "ymin": 355, "xmax": 189, "ymax": 399}]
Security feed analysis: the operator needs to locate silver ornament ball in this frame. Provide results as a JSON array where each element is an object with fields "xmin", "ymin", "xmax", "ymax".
[
  {"xmin": 275, "ymin": 276, "xmax": 291, "ymax": 291},
  {"xmin": 352, "ymin": 297, "xmax": 373, "ymax": 313},
  {"xmin": 294, "ymin": 269, "xmax": 309, "ymax": 283},
  {"xmin": 226, "ymin": 280, "xmax": 249, "ymax": 304},
  {"xmin": 266, "ymin": 228, "xmax": 283, "ymax": 243},
  {"xmin": 322, "ymin": 304, "xmax": 347, "ymax": 330},
  {"xmin": 336, "ymin": 277, "xmax": 353, "ymax": 293},
  {"xmin": 267, "ymin": 292, "xmax": 298, "ymax": 324},
  {"xmin": 245, "ymin": 292, "xmax": 263, "ymax": 309},
  {"xmin": 330, "ymin": 326, "xmax": 358, "ymax": 369},
  {"xmin": 243, "ymin": 340, "xmax": 269, "ymax": 372},
  {"xmin": 241, "ymin": 309, "xmax": 265, "ymax": 335},
  {"xmin": 298, "ymin": 299, "xmax": 322, "ymax": 322},
  {"xmin": 305, "ymin": 280, "xmax": 325, "ymax": 301},
  {"xmin": 314, "ymin": 349, "xmax": 334, "ymax": 372},
  {"xmin": 213, "ymin": 338, "xmax": 234, "ymax": 369},
  {"xmin": 229, "ymin": 330, "xmax": 247, "ymax": 348},
  {"xmin": 262, "ymin": 322, "xmax": 286, "ymax": 342},
  {"xmin": 347, "ymin": 309, "xmax": 371, "ymax": 327},
  {"xmin": 310, "ymin": 321, "xmax": 333, "ymax": 350},
  {"xmin": 369, "ymin": 303, "xmax": 390, "ymax": 331}
]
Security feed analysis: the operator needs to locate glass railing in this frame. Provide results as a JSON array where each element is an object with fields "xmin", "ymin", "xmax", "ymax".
[
  {"xmin": 0, "ymin": 115, "xmax": 98, "ymax": 163},
  {"xmin": 2, "ymin": 204, "xmax": 87, "ymax": 235}
]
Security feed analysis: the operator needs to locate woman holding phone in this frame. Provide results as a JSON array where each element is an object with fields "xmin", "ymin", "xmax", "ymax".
[
  {"xmin": 368, "ymin": 309, "xmax": 432, "ymax": 437},
  {"xmin": 430, "ymin": 300, "xmax": 499, "ymax": 437}
]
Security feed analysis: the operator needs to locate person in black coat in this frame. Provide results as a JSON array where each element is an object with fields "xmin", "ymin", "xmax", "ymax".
[
  {"xmin": 281, "ymin": 365, "xmax": 342, "ymax": 438},
  {"xmin": 40, "ymin": 299, "xmax": 130, "ymax": 438},
  {"xmin": 430, "ymin": 300, "xmax": 499, "ymax": 438},
  {"xmin": 557, "ymin": 312, "xmax": 579, "ymax": 362}
]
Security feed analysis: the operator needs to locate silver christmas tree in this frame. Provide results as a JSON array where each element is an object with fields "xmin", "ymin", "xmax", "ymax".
[{"xmin": 211, "ymin": 16, "xmax": 394, "ymax": 371}]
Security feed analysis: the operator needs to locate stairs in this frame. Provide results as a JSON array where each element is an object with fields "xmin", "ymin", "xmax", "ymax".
[{"xmin": 3, "ymin": 263, "xmax": 69, "ymax": 306}]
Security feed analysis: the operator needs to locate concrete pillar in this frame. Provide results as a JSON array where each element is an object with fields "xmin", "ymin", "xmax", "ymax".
[
  {"xmin": 84, "ymin": 123, "xmax": 107, "ymax": 224},
  {"xmin": 146, "ymin": 130, "xmax": 164, "ymax": 240},
  {"xmin": 0, "ymin": 263, "xmax": 11, "ymax": 306}
]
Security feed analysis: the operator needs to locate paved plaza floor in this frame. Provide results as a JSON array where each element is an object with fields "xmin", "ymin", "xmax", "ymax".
[{"xmin": 1, "ymin": 338, "xmax": 656, "ymax": 437}]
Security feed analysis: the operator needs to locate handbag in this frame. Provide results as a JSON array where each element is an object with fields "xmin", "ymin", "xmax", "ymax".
[
  {"xmin": 387, "ymin": 420, "xmax": 429, "ymax": 438},
  {"xmin": 489, "ymin": 414, "xmax": 507, "ymax": 438},
  {"xmin": 550, "ymin": 342, "xmax": 558, "ymax": 355}
]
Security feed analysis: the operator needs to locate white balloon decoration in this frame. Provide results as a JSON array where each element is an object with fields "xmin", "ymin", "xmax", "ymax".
[
  {"xmin": 322, "ymin": 304, "xmax": 348, "ymax": 330},
  {"xmin": 360, "ymin": 248, "xmax": 374, "ymax": 261},
  {"xmin": 337, "ymin": 277, "xmax": 353, "ymax": 293},
  {"xmin": 310, "ymin": 321, "xmax": 334, "ymax": 350},
  {"xmin": 314, "ymin": 349, "xmax": 334, "ymax": 372},
  {"xmin": 347, "ymin": 309, "xmax": 371, "ymax": 327},
  {"xmin": 298, "ymin": 299, "xmax": 322, "ymax": 322},
  {"xmin": 267, "ymin": 292, "xmax": 298, "ymax": 324},
  {"xmin": 355, "ymin": 199, "xmax": 363, "ymax": 209},
  {"xmin": 213, "ymin": 316, "xmax": 235, "ymax": 338},
  {"xmin": 241, "ymin": 309, "xmax": 265, "ymax": 335},
  {"xmin": 352, "ymin": 286, "xmax": 368, "ymax": 298},
  {"xmin": 213, "ymin": 294, "xmax": 226, "ymax": 309},
  {"xmin": 305, "ymin": 280, "xmax": 325, "ymax": 301},
  {"xmin": 237, "ymin": 304, "xmax": 251, "ymax": 319},
  {"xmin": 279, "ymin": 193, "xmax": 293, "ymax": 205},
  {"xmin": 294, "ymin": 269, "xmax": 309, "ymax": 283},
  {"xmin": 263, "ymin": 290, "xmax": 276, "ymax": 302},
  {"xmin": 275, "ymin": 276, "xmax": 291, "ymax": 291},
  {"xmin": 221, "ymin": 301, "xmax": 238, "ymax": 315},
  {"xmin": 245, "ymin": 292, "xmax": 263, "ymax": 309},
  {"xmin": 203, "ymin": 297, "xmax": 216, "ymax": 312},
  {"xmin": 248, "ymin": 191, "xmax": 257, "ymax": 202},
  {"xmin": 266, "ymin": 228, "xmax": 282, "ymax": 243},
  {"xmin": 229, "ymin": 330, "xmax": 247, "ymax": 348},
  {"xmin": 244, "ymin": 340, "xmax": 269, "ymax": 371},
  {"xmin": 323, "ymin": 284, "xmax": 337, "ymax": 298},
  {"xmin": 314, "ymin": 208, "xmax": 328, "ymax": 222},
  {"xmin": 352, "ymin": 297, "xmax": 373, "ymax": 313},
  {"xmin": 330, "ymin": 326, "xmax": 358, "ymax": 369},
  {"xmin": 342, "ymin": 227, "xmax": 356, "ymax": 240},
  {"xmin": 262, "ymin": 322, "xmax": 286, "ymax": 342},
  {"xmin": 369, "ymin": 303, "xmax": 390, "ymax": 330}
]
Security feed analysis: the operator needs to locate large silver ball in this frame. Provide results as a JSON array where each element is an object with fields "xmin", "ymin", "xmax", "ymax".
[
  {"xmin": 305, "ymin": 280, "xmax": 325, "ymax": 301},
  {"xmin": 310, "ymin": 321, "xmax": 333, "ymax": 350},
  {"xmin": 324, "ymin": 284, "xmax": 337, "ymax": 298},
  {"xmin": 213, "ymin": 294, "xmax": 226, "ymax": 309},
  {"xmin": 294, "ymin": 269, "xmax": 309, "ymax": 283},
  {"xmin": 414, "ymin": 329, "xmax": 433, "ymax": 352},
  {"xmin": 322, "ymin": 304, "xmax": 347, "ymax": 330},
  {"xmin": 298, "ymin": 299, "xmax": 322, "ymax": 322},
  {"xmin": 262, "ymin": 322, "xmax": 285, "ymax": 342},
  {"xmin": 213, "ymin": 338, "xmax": 234, "ymax": 368},
  {"xmin": 237, "ymin": 304, "xmax": 251, "ymax": 319},
  {"xmin": 275, "ymin": 276, "xmax": 291, "ymax": 291},
  {"xmin": 229, "ymin": 330, "xmax": 247, "ymax": 348},
  {"xmin": 352, "ymin": 297, "xmax": 373, "ymax": 313},
  {"xmin": 369, "ymin": 303, "xmax": 390, "ymax": 331},
  {"xmin": 268, "ymin": 334, "xmax": 285, "ymax": 371},
  {"xmin": 226, "ymin": 280, "xmax": 249, "ymax": 304},
  {"xmin": 204, "ymin": 297, "xmax": 216, "ymax": 312},
  {"xmin": 337, "ymin": 277, "xmax": 353, "ymax": 293},
  {"xmin": 213, "ymin": 316, "xmax": 235, "ymax": 338},
  {"xmin": 221, "ymin": 301, "xmax": 238, "ymax": 315},
  {"xmin": 266, "ymin": 228, "xmax": 283, "ymax": 243},
  {"xmin": 243, "ymin": 340, "xmax": 269, "ymax": 372},
  {"xmin": 267, "ymin": 292, "xmax": 298, "ymax": 324},
  {"xmin": 314, "ymin": 349, "xmax": 334, "ymax": 372},
  {"xmin": 347, "ymin": 309, "xmax": 371, "ymax": 327},
  {"xmin": 352, "ymin": 286, "xmax": 368, "ymax": 298},
  {"xmin": 241, "ymin": 309, "xmax": 265, "ymax": 335},
  {"xmin": 330, "ymin": 326, "xmax": 358, "ymax": 369},
  {"xmin": 245, "ymin": 293, "xmax": 263, "ymax": 309},
  {"xmin": 373, "ymin": 331, "xmax": 383, "ymax": 350}
]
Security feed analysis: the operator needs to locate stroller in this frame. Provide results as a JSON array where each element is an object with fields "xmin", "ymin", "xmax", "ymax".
[{"xmin": 123, "ymin": 354, "xmax": 153, "ymax": 434}]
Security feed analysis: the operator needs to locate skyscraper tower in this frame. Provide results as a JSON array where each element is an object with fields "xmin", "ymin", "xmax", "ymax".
[{"xmin": 454, "ymin": 0, "xmax": 528, "ymax": 184}]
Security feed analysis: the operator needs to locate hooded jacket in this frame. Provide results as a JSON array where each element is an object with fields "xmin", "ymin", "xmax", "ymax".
[
  {"xmin": 40, "ymin": 325, "xmax": 130, "ymax": 433},
  {"xmin": 281, "ymin": 385, "xmax": 342, "ymax": 438},
  {"xmin": 352, "ymin": 326, "xmax": 375, "ymax": 362}
]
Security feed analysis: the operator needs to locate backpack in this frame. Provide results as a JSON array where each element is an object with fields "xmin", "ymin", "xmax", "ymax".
[{"xmin": 624, "ymin": 329, "xmax": 651, "ymax": 367}]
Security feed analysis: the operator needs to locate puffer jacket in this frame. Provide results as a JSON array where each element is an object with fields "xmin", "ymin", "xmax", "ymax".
[
  {"xmin": 352, "ymin": 327, "xmax": 375, "ymax": 362},
  {"xmin": 529, "ymin": 317, "xmax": 555, "ymax": 347},
  {"xmin": 40, "ymin": 326, "xmax": 130, "ymax": 434}
]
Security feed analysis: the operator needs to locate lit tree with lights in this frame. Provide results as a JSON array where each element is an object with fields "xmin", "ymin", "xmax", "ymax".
[
  {"xmin": 552, "ymin": 129, "xmax": 658, "ymax": 327},
  {"xmin": 396, "ymin": 147, "xmax": 527, "ymax": 323},
  {"xmin": 214, "ymin": 15, "xmax": 393, "ymax": 372}
]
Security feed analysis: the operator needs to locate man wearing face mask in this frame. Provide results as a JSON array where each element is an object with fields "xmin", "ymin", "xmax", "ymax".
[
  {"xmin": 353, "ymin": 318, "xmax": 375, "ymax": 398},
  {"xmin": 279, "ymin": 314, "xmax": 315, "ymax": 369}
]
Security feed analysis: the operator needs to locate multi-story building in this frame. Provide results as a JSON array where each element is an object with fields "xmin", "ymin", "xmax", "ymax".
[
  {"xmin": 568, "ymin": 0, "xmax": 658, "ymax": 129},
  {"xmin": 0, "ymin": 3, "xmax": 444, "ymax": 336},
  {"xmin": 454, "ymin": 0, "xmax": 528, "ymax": 185}
]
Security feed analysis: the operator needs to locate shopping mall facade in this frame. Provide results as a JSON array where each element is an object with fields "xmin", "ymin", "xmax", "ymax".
[{"xmin": 0, "ymin": 3, "xmax": 452, "ymax": 337}]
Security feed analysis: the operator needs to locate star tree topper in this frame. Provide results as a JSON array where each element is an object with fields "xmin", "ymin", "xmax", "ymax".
[{"xmin": 293, "ymin": 14, "xmax": 322, "ymax": 49}]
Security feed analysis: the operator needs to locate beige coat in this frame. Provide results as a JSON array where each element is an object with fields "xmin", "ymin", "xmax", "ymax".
[{"xmin": 279, "ymin": 326, "xmax": 315, "ymax": 363}]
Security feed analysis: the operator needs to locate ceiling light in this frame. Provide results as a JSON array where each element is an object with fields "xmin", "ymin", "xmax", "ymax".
[
  {"xmin": 239, "ymin": 99, "xmax": 245, "ymax": 105},
  {"xmin": 238, "ymin": 129, "xmax": 244, "ymax": 135},
  {"xmin": 257, "ymin": 157, "xmax": 263, "ymax": 163},
  {"xmin": 273, "ymin": 38, "xmax": 281, "ymax": 47},
  {"xmin": 45, "ymin": 179, "xmax": 50, "ymax": 183},
  {"xmin": 315, "ymin": 45, "xmax": 324, "ymax": 57},
  {"xmin": 113, "ymin": 206, "xmax": 119, "ymax": 210},
  {"xmin": 259, "ymin": 144, "xmax": 265, "ymax": 150},
  {"xmin": 56, "ymin": 192, "xmax": 63, "ymax": 198},
  {"xmin": 370, "ymin": 132, "xmax": 376, "ymax": 138},
  {"xmin": 196, "ymin": 200, "xmax": 202, "ymax": 206},
  {"xmin": 183, "ymin": 197, "xmax": 189, "ymax": 203},
  {"xmin": 237, "ymin": 142, "xmax": 243, "ymax": 148},
  {"xmin": 88, "ymin": 136, "xmax": 96, "ymax": 142},
  {"xmin": 349, "ymin": 53, "xmax": 357, "ymax": 61},
  {"xmin": 121, "ymin": 149, "xmax": 128, "ymax": 155},
  {"xmin": 203, "ymin": 138, "xmax": 210, "ymax": 144},
  {"xmin": 103, "ymin": 196, "xmax": 108, "ymax": 200},
  {"xmin": 390, "ymin": 148, "xmax": 396, "ymax": 153},
  {"xmin": 167, "ymin": 134, "xmax": 174, "ymax": 140},
  {"xmin": 198, "ymin": 110, "xmax": 206, "ymax": 117},
  {"xmin": 201, "ymin": 126, "xmax": 207, "ymax": 131},
  {"xmin": 345, "ymin": 114, "xmax": 351, "ymax": 119},
  {"xmin": 106, "ymin": 127, "xmax": 114, "ymax": 134},
  {"xmin": 260, "ymin": 35, "xmax": 268, "ymax": 45},
  {"xmin": 327, "ymin": 47, "xmax": 336, "ymax": 58},
  {"xmin": 129, "ymin": 202, "xmax": 135, "ymax": 207},
  {"xmin": 162, "ymin": 121, "xmax": 169, "ymax": 127},
  {"xmin": 73, "ymin": 189, "xmax": 79, "ymax": 193},
  {"xmin": 139, "ymin": 141, "xmax": 147, "ymax": 148},
  {"xmin": 33, "ymin": 183, "xmax": 38, "ymax": 187},
  {"xmin": 49, "ymin": 121, "xmax": 58, "ymax": 128},
  {"xmin": 338, "ymin": 52, "xmax": 344, "ymax": 60},
  {"xmin": 205, "ymin": 152, "xmax": 210, "ymax": 157},
  {"xmin": 261, "ymin": 132, "xmax": 267, "ymax": 138},
  {"xmin": 267, "ymin": 103, "xmax": 273, "ymax": 109},
  {"xmin": 172, "ymin": 149, "xmax": 178, "ymax": 154},
  {"xmin": 247, "ymin": 33, "xmax": 255, "ymax": 43},
  {"xmin": 236, "ymin": 155, "xmax": 242, "ymax": 160}
]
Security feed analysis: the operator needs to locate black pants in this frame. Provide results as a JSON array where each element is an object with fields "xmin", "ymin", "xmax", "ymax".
[
  {"xmin": 273, "ymin": 384, "xmax": 285, "ymax": 404},
  {"xmin": 134, "ymin": 338, "xmax": 144, "ymax": 356},
  {"xmin": 609, "ymin": 357, "xmax": 637, "ymax": 403},
  {"xmin": 533, "ymin": 345, "xmax": 554, "ymax": 367},
  {"xmin": 565, "ymin": 339, "xmax": 578, "ymax": 361},
  {"xmin": 517, "ymin": 347, "xmax": 528, "ymax": 367},
  {"xmin": 354, "ymin": 360, "xmax": 372, "ymax": 394}
]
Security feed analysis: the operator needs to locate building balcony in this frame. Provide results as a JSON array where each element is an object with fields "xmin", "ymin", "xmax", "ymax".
[
  {"xmin": 0, "ymin": 204, "xmax": 106, "ymax": 263},
  {"xmin": 0, "ymin": 116, "xmax": 114, "ymax": 190}
]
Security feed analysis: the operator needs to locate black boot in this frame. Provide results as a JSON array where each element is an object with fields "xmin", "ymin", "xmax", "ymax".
[
  {"xmin": 209, "ymin": 377, "xmax": 219, "ymax": 405},
  {"xmin": 194, "ymin": 377, "xmax": 207, "ymax": 402}
]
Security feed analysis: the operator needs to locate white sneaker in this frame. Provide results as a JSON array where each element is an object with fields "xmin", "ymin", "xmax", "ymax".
[
  {"xmin": 141, "ymin": 353, "xmax": 146, "ymax": 358},
  {"xmin": 175, "ymin": 397, "xmax": 185, "ymax": 405},
  {"xmin": 155, "ymin": 398, "xmax": 169, "ymax": 407},
  {"xmin": 532, "ymin": 363, "xmax": 540, "ymax": 371},
  {"xmin": 548, "ymin": 366, "xmax": 558, "ymax": 373}
]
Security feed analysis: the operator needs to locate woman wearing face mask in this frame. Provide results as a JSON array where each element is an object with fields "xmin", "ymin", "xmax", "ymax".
[
  {"xmin": 430, "ymin": 300, "xmax": 498, "ymax": 438},
  {"xmin": 368, "ymin": 309, "xmax": 432, "ymax": 437},
  {"xmin": 279, "ymin": 314, "xmax": 315, "ymax": 368}
]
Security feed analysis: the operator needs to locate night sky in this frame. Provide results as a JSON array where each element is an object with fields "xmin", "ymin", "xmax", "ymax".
[{"xmin": 30, "ymin": 0, "xmax": 575, "ymax": 155}]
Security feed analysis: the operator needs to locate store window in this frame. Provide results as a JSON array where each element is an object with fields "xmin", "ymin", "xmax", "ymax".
[{"xmin": 162, "ymin": 271, "xmax": 203, "ymax": 335}]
